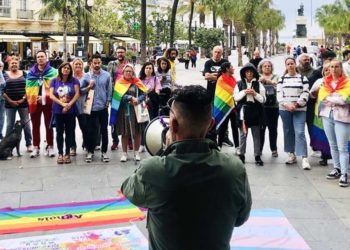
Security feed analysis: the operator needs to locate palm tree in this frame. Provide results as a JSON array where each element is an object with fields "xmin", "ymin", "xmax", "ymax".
[
  {"xmin": 170, "ymin": 0, "xmax": 180, "ymax": 47},
  {"xmin": 188, "ymin": 0, "xmax": 195, "ymax": 47},
  {"xmin": 267, "ymin": 9, "xmax": 284, "ymax": 56},
  {"xmin": 40, "ymin": 0, "xmax": 78, "ymax": 62},
  {"xmin": 140, "ymin": 0, "xmax": 147, "ymax": 63}
]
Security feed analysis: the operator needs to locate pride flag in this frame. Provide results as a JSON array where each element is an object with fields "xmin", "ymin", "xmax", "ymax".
[
  {"xmin": 213, "ymin": 74, "xmax": 236, "ymax": 129},
  {"xmin": 110, "ymin": 77, "xmax": 147, "ymax": 125},
  {"xmin": 0, "ymin": 197, "xmax": 145, "ymax": 234},
  {"xmin": 25, "ymin": 63, "xmax": 57, "ymax": 113}
]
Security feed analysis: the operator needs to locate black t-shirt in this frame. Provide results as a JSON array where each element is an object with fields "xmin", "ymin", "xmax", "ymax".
[{"xmin": 203, "ymin": 58, "xmax": 228, "ymax": 85}]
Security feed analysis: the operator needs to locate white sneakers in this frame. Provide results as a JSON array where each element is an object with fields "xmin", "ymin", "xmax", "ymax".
[
  {"xmin": 285, "ymin": 153, "xmax": 297, "ymax": 164},
  {"xmin": 134, "ymin": 153, "xmax": 141, "ymax": 161},
  {"xmin": 27, "ymin": 145, "xmax": 33, "ymax": 152},
  {"xmin": 46, "ymin": 146, "xmax": 55, "ymax": 157},
  {"xmin": 30, "ymin": 146, "xmax": 40, "ymax": 158},
  {"xmin": 120, "ymin": 153, "xmax": 128, "ymax": 162},
  {"xmin": 138, "ymin": 146, "xmax": 146, "ymax": 153},
  {"xmin": 302, "ymin": 157, "xmax": 311, "ymax": 170}
]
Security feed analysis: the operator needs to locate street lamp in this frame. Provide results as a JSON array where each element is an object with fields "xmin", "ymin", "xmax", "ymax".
[{"xmin": 76, "ymin": 0, "xmax": 84, "ymax": 57}]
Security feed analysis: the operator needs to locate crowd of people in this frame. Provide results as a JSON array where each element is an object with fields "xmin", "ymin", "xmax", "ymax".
[{"xmin": 0, "ymin": 45, "xmax": 349, "ymax": 188}]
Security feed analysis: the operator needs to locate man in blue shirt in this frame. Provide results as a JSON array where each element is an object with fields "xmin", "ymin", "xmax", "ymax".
[{"xmin": 82, "ymin": 54, "xmax": 112, "ymax": 163}]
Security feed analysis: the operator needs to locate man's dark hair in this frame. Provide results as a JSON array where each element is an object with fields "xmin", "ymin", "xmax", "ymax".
[
  {"xmin": 172, "ymin": 85, "xmax": 212, "ymax": 126},
  {"xmin": 139, "ymin": 62, "xmax": 156, "ymax": 80},
  {"xmin": 36, "ymin": 50, "xmax": 47, "ymax": 57},
  {"xmin": 342, "ymin": 50, "xmax": 350, "ymax": 58},
  {"xmin": 166, "ymin": 47, "xmax": 178, "ymax": 59},
  {"xmin": 92, "ymin": 53, "xmax": 102, "ymax": 60},
  {"xmin": 116, "ymin": 46, "xmax": 126, "ymax": 52},
  {"xmin": 321, "ymin": 50, "xmax": 336, "ymax": 60}
]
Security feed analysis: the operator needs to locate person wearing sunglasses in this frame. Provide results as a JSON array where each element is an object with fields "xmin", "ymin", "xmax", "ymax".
[{"xmin": 122, "ymin": 85, "xmax": 252, "ymax": 250}]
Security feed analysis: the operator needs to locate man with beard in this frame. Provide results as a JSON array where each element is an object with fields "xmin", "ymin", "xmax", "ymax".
[
  {"xmin": 26, "ymin": 50, "xmax": 57, "ymax": 158},
  {"xmin": 297, "ymin": 54, "xmax": 314, "ymax": 80},
  {"xmin": 3, "ymin": 56, "xmax": 33, "ymax": 154},
  {"xmin": 83, "ymin": 54, "xmax": 112, "ymax": 163},
  {"xmin": 165, "ymin": 48, "xmax": 178, "ymax": 83},
  {"xmin": 107, "ymin": 46, "xmax": 129, "ymax": 150}
]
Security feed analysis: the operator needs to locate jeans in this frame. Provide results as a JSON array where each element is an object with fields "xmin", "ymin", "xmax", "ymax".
[
  {"xmin": 55, "ymin": 114, "xmax": 75, "ymax": 155},
  {"xmin": 30, "ymin": 103, "xmax": 54, "ymax": 148},
  {"xmin": 260, "ymin": 107, "xmax": 279, "ymax": 152},
  {"xmin": 86, "ymin": 108, "xmax": 108, "ymax": 153},
  {"xmin": 217, "ymin": 110, "xmax": 239, "ymax": 148},
  {"xmin": 239, "ymin": 125, "xmax": 261, "ymax": 156},
  {"xmin": 322, "ymin": 113, "xmax": 350, "ymax": 175},
  {"xmin": 0, "ymin": 99, "xmax": 5, "ymax": 138},
  {"xmin": 279, "ymin": 110, "xmax": 308, "ymax": 157},
  {"xmin": 5, "ymin": 107, "xmax": 32, "ymax": 146}
]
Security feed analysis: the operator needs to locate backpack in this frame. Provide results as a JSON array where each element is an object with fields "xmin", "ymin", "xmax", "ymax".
[{"xmin": 264, "ymin": 85, "xmax": 277, "ymax": 106}]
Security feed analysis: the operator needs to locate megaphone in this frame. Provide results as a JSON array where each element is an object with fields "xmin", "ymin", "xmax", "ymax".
[{"xmin": 144, "ymin": 116, "xmax": 170, "ymax": 156}]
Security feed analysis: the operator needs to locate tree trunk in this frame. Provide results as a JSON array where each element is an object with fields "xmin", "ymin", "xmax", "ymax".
[
  {"xmin": 262, "ymin": 30, "xmax": 267, "ymax": 58},
  {"xmin": 188, "ymin": 1, "xmax": 194, "ymax": 47},
  {"xmin": 223, "ymin": 17, "xmax": 230, "ymax": 59},
  {"xmin": 170, "ymin": 0, "xmax": 179, "ymax": 47},
  {"xmin": 199, "ymin": 12, "xmax": 205, "ymax": 25},
  {"xmin": 234, "ymin": 20, "xmax": 243, "ymax": 67},
  {"xmin": 84, "ymin": 0, "xmax": 91, "ymax": 59},
  {"xmin": 63, "ymin": 6, "xmax": 68, "ymax": 62},
  {"xmin": 229, "ymin": 21, "xmax": 233, "ymax": 49},
  {"xmin": 140, "ymin": 0, "xmax": 147, "ymax": 63},
  {"xmin": 268, "ymin": 28, "xmax": 272, "ymax": 57},
  {"xmin": 271, "ymin": 31, "xmax": 276, "ymax": 55},
  {"xmin": 212, "ymin": 7, "xmax": 216, "ymax": 28}
]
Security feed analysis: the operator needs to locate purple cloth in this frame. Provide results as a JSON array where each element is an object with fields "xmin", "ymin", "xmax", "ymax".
[
  {"xmin": 50, "ymin": 77, "xmax": 80, "ymax": 114},
  {"xmin": 142, "ymin": 76, "xmax": 161, "ymax": 92}
]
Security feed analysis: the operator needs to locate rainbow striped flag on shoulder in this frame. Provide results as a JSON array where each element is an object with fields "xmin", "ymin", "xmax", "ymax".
[
  {"xmin": 110, "ymin": 77, "xmax": 147, "ymax": 125},
  {"xmin": 213, "ymin": 74, "xmax": 236, "ymax": 129}
]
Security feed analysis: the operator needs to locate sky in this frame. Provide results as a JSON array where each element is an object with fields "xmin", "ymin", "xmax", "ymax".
[{"xmin": 272, "ymin": 0, "xmax": 335, "ymax": 42}]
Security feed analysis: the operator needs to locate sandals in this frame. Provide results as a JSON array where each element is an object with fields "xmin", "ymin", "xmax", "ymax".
[
  {"xmin": 64, "ymin": 155, "xmax": 71, "ymax": 164},
  {"xmin": 57, "ymin": 154, "xmax": 64, "ymax": 164}
]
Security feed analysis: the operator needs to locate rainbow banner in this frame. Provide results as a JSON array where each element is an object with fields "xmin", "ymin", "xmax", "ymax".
[
  {"xmin": 213, "ymin": 74, "xmax": 236, "ymax": 129},
  {"xmin": 0, "ymin": 197, "xmax": 145, "ymax": 234},
  {"xmin": 230, "ymin": 209, "xmax": 310, "ymax": 250},
  {"xmin": 0, "ymin": 225, "xmax": 148, "ymax": 249}
]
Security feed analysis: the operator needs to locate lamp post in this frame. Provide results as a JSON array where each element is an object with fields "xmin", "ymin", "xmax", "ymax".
[
  {"xmin": 155, "ymin": 7, "xmax": 161, "ymax": 56},
  {"xmin": 76, "ymin": 0, "xmax": 84, "ymax": 57}
]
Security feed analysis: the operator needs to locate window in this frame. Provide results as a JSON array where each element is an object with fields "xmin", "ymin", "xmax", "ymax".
[
  {"xmin": 19, "ymin": 0, "xmax": 26, "ymax": 10},
  {"xmin": 0, "ymin": 0, "xmax": 11, "ymax": 17}
]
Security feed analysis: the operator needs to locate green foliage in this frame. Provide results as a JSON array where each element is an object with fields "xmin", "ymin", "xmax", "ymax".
[
  {"xmin": 119, "ymin": 0, "xmax": 141, "ymax": 39},
  {"xmin": 194, "ymin": 27, "xmax": 224, "ymax": 52}
]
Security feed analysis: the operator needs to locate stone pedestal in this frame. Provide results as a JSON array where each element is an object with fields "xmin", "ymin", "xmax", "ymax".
[{"xmin": 296, "ymin": 16, "xmax": 307, "ymax": 38}]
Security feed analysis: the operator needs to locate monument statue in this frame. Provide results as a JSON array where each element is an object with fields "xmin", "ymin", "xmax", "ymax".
[
  {"xmin": 297, "ymin": 3, "xmax": 304, "ymax": 16},
  {"xmin": 296, "ymin": 3, "xmax": 306, "ymax": 38}
]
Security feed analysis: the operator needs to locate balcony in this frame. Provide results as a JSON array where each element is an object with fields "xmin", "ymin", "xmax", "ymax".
[
  {"xmin": 0, "ymin": 6, "xmax": 11, "ymax": 17},
  {"xmin": 17, "ymin": 9, "xmax": 33, "ymax": 19},
  {"xmin": 40, "ymin": 14, "xmax": 54, "ymax": 21}
]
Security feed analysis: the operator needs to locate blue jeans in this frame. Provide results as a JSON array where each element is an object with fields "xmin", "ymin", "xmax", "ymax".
[
  {"xmin": 5, "ymin": 107, "xmax": 32, "ymax": 146},
  {"xmin": 0, "ymin": 99, "xmax": 5, "ymax": 138},
  {"xmin": 279, "ymin": 110, "xmax": 308, "ymax": 157},
  {"xmin": 322, "ymin": 113, "xmax": 350, "ymax": 175}
]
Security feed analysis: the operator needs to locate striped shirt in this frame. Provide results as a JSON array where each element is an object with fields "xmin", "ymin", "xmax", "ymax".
[
  {"xmin": 277, "ymin": 73, "xmax": 309, "ymax": 111},
  {"xmin": 3, "ymin": 72, "xmax": 27, "ymax": 109}
]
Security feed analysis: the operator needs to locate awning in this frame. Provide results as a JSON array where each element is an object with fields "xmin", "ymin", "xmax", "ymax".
[
  {"xmin": 0, "ymin": 34, "xmax": 30, "ymax": 42},
  {"xmin": 49, "ymin": 35, "xmax": 101, "ymax": 43},
  {"xmin": 113, "ymin": 36, "xmax": 140, "ymax": 43}
]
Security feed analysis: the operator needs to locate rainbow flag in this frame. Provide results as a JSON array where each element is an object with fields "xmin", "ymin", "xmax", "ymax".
[
  {"xmin": 25, "ymin": 63, "xmax": 57, "ymax": 113},
  {"xmin": 110, "ymin": 77, "xmax": 147, "ymax": 125},
  {"xmin": 213, "ymin": 74, "xmax": 236, "ymax": 129},
  {"xmin": 0, "ymin": 197, "xmax": 145, "ymax": 234}
]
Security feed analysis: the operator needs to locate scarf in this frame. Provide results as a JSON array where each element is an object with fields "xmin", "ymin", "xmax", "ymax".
[
  {"xmin": 109, "ymin": 77, "xmax": 148, "ymax": 125},
  {"xmin": 317, "ymin": 74, "xmax": 350, "ymax": 114},
  {"xmin": 25, "ymin": 63, "xmax": 57, "ymax": 113},
  {"xmin": 213, "ymin": 74, "xmax": 236, "ymax": 129}
]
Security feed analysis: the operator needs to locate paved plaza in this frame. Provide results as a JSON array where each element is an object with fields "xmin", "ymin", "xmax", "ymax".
[{"xmin": 0, "ymin": 55, "xmax": 350, "ymax": 249}]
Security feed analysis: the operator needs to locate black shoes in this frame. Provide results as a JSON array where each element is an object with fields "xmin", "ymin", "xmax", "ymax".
[
  {"xmin": 255, "ymin": 156, "xmax": 264, "ymax": 166},
  {"xmin": 223, "ymin": 136, "xmax": 234, "ymax": 147},
  {"xmin": 326, "ymin": 168, "xmax": 341, "ymax": 179},
  {"xmin": 239, "ymin": 154, "xmax": 245, "ymax": 164},
  {"xmin": 319, "ymin": 159, "xmax": 328, "ymax": 166}
]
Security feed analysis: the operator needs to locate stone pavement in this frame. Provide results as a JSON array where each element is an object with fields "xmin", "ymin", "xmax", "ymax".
[{"xmin": 0, "ymin": 55, "xmax": 350, "ymax": 249}]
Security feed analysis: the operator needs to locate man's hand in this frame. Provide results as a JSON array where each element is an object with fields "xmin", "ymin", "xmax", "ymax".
[{"xmin": 9, "ymin": 100, "xmax": 19, "ymax": 107}]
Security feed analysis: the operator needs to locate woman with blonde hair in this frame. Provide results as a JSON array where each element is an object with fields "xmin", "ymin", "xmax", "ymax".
[{"xmin": 317, "ymin": 59, "xmax": 350, "ymax": 187}]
